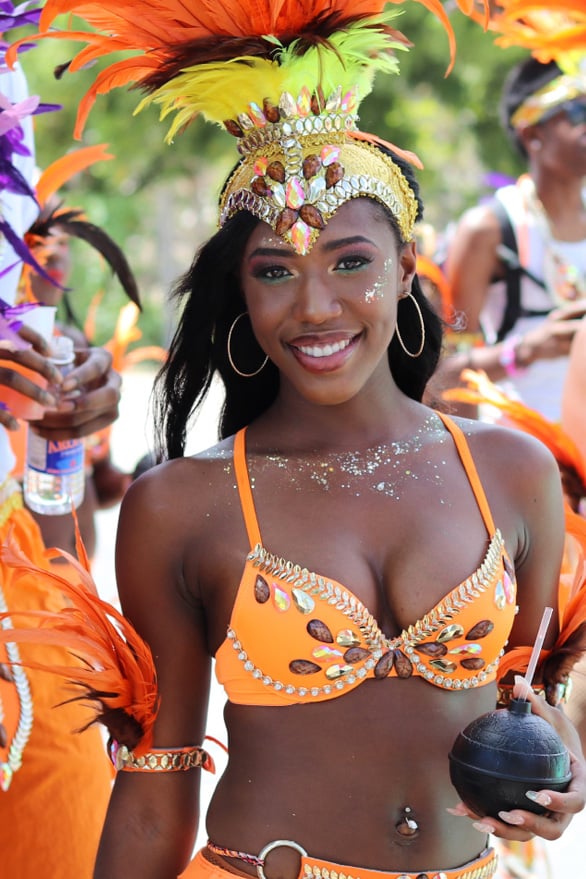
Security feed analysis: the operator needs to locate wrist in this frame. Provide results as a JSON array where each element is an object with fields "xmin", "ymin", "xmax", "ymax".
[{"xmin": 498, "ymin": 335, "xmax": 528, "ymax": 377}]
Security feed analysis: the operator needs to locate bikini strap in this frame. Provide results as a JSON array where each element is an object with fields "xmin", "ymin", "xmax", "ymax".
[
  {"xmin": 233, "ymin": 428, "xmax": 262, "ymax": 549},
  {"xmin": 436, "ymin": 412, "xmax": 496, "ymax": 536}
]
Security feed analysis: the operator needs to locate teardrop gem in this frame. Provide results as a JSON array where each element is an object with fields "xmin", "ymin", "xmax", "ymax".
[
  {"xmin": 429, "ymin": 659, "xmax": 457, "ymax": 673},
  {"xmin": 307, "ymin": 619, "xmax": 334, "ymax": 643},
  {"xmin": 292, "ymin": 588, "xmax": 315, "ymax": 614},
  {"xmin": 279, "ymin": 91, "xmax": 298, "ymax": 117},
  {"xmin": 321, "ymin": 144, "xmax": 341, "ymax": 166},
  {"xmin": 297, "ymin": 86, "xmax": 311, "ymax": 116},
  {"xmin": 312, "ymin": 645, "xmax": 343, "ymax": 661},
  {"xmin": 289, "ymin": 220, "xmax": 311, "ymax": 255},
  {"xmin": 254, "ymin": 575, "xmax": 270, "ymax": 604},
  {"xmin": 0, "ymin": 765, "xmax": 13, "ymax": 792},
  {"xmin": 336, "ymin": 629, "xmax": 360, "ymax": 648},
  {"xmin": 273, "ymin": 586, "xmax": 290, "ymax": 612},
  {"xmin": 289, "ymin": 659, "xmax": 321, "ymax": 675},
  {"xmin": 325, "ymin": 86, "xmax": 342, "ymax": 111},
  {"xmin": 325, "ymin": 664, "xmax": 354, "ymax": 680},
  {"xmin": 285, "ymin": 177, "xmax": 305, "ymax": 210},
  {"xmin": 436, "ymin": 624, "xmax": 464, "ymax": 643},
  {"xmin": 448, "ymin": 643, "xmax": 482, "ymax": 655},
  {"xmin": 503, "ymin": 569, "xmax": 515, "ymax": 604},
  {"xmin": 374, "ymin": 651, "xmax": 394, "ymax": 679},
  {"xmin": 340, "ymin": 90, "xmax": 357, "ymax": 113},
  {"xmin": 344, "ymin": 647, "xmax": 370, "ymax": 664},
  {"xmin": 393, "ymin": 649, "xmax": 413, "ymax": 678},
  {"xmin": 460, "ymin": 657, "xmax": 486, "ymax": 670},
  {"xmin": 248, "ymin": 102, "xmax": 267, "ymax": 126},
  {"xmin": 494, "ymin": 579, "xmax": 506, "ymax": 610},
  {"xmin": 466, "ymin": 620, "xmax": 494, "ymax": 640},
  {"xmin": 414, "ymin": 642, "xmax": 447, "ymax": 658},
  {"xmin": 307, "ymin": 176, "xmax": 326, "ymax": 202},
  {"xmin": 271, "ymin": 182, "xmax": 287, "ymax": 208}
]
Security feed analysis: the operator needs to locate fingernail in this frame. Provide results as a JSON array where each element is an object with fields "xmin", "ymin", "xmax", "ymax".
[
  {"xmin": 62, "ymin": 377, "xmax": 78, "ymax": 392},
  {"xmin": 472, "ymin": 822, "xmax": 493, "ymax": 833},
  {"xmin": 41, "ymin": 392, "xmax": 57, "ymax": 406},
  {"xmin": 498, "ymin": 811, "xmax": 525, "ymax": 825},
  {"xmin": 446, "ymin": 806, "xmax": 466, "ymax": 816},
  {"xmin": 62, "ymin": 389, "xmax": 82, "ymax": 400},
  {"xmin": 526, "ymin": 790, "xmax": 551, "ymax": 807}
]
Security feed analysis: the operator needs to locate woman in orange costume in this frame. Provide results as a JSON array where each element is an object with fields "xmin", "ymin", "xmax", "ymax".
[
  {"xmin": 0, "ymin": 20, "xmax": 123, "ymax": 876},
  {"xmin": 3, "ymin": 2, "xmax": 586, "ymax": 879}
]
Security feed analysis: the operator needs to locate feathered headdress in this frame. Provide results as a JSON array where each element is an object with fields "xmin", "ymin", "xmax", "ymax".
[{"xmin": 7, "ymin": 0, "xmax": 489, "ymax": 254}]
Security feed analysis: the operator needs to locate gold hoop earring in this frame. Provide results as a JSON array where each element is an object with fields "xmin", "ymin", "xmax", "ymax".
[
  {"xmin": 227, "ymin": 312, "xmax": 269, "ymax": 378},
  {"xmin": 395, "ymin": 291, "xmax": 425, "ymax": 358}
]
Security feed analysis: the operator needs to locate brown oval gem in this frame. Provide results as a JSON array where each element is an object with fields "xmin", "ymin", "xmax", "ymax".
[
  {"xmin": 299, "ymin": 204, "xmax": 325, "ymax": 230},
  {"xmin": 393, "ymin": 649, "xmax": 413, "ymax": 678},
  {"xmin": 374, "ymin": 650, "xmax": 394, "ymax": 679},
  {"xmin": 414, "ymin": 642, "xmax": 447, "ymax": 658},
  {"xmin": 302, "ymin": 154, "xmax": 321, "ymax": 180},
  {"xmin": 266, "ymin": 161, "xmax": 286, "ymax": 183},
  {"xmin": 289, "ymin": 659, "xmax": 321, "ymax": 675},
  {"xmin": 251, "ymin": 177, "xmax": 271, "ymax": 197},
  {"xmin": 344, "ymin": 647, "xmax": 370, "ymax": 664},
  {"xmin": 325, "ymin": 162, "xmax": 344, "ymax": 189},
  {"xmin": 275, "ymin": 208, "xmax": 298, "ymax": 236},
  {"xmin": 0, "ymin": 663, "xmax": 13, "ymax": 682},
  {"xmin": 460, "ymin": 657, "xmax": 486, "ymax": 671},
  {"xmin": 263, "ymin": 99, "xmax": 280, "ymax": 123},
  {"xmin": 307, "ymin": 619, "xmax": 334, "ymax": 643},
  {"xmin": 224, "ymin": 118, "xmax": 243, "ymax": 137},
  {"xmin": 254, "ymin": 575, "xmax": 270, "ymax": 604},
  {"xmin": 0, "ymin": 722, "xmax": 7, "ymax": 748},
  {"xmin": 466, "ymin": 620, "xmax": 494, "ymax": 640}
]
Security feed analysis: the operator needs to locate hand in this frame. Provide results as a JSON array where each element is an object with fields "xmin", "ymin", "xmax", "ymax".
[
  {"xmin": 30, "ymin": 347, "xmax": 122, "ymax": 440},
  {"xmin": 0, "ymin": 326, "xmax": 62, "ymax": 430},
  {"xmin": 447, "ymin": 677, "xmax": 586, "ymax": 842},
  {"xmin": 516, "ymin": 299, "xmax": 586, "ymax": 365}
]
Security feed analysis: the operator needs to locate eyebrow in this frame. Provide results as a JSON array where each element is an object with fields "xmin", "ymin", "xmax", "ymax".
[{"xmin": 248, "ymin": 235, "xmax": 376, "ymax": 260}]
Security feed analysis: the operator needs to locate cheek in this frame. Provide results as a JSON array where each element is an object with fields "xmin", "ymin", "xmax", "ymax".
[{"xmin": 363, "ymin": 258, "xmax": 394, "ymax": 304}]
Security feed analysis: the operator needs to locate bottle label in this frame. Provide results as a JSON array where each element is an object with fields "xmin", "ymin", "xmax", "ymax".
[{"xmin": 27, "ymin": 435, "xmax": 84, "ymax": 475}]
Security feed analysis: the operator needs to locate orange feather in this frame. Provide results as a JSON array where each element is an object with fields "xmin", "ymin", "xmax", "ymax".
[{"xmin": 0, "ymin": 527, "xmax": 159, "ymax": 753}]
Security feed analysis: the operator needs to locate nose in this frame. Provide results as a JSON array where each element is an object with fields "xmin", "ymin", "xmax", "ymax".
[{"xmin": 292, "ymin": 274, "xmax": 342, "ymax": 324}]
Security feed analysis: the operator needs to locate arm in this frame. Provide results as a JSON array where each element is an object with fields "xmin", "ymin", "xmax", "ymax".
[
  {"xmin": 94, "ymin": 465, "xmax": 212, "ymax": 879},
  {"xmin": 454, "ymin": 432, "xmax": 586, "ymax": 840},
  {"xmin": 562, "ymin": 317, "xmax": 586, "ymax": 462}
]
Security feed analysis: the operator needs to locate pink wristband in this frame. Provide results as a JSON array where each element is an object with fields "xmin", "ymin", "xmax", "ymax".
[{"xmin": 498, "ymin": 335, "xmax": 526, "ymax": 377}]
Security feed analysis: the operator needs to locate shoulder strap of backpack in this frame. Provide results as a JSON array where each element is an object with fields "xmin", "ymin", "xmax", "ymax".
[{"xmin": 490, "ymin": 197, "xmax": 522, "ymax": 342}]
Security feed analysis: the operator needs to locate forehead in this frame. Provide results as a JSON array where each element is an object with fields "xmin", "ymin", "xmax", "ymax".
[{"xmin": 244, "ymin": 198, "xmax": 395, "ymax": 255}]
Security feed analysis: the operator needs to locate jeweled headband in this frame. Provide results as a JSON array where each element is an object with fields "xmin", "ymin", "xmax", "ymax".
[
  {"xmin": 510, "ymin": 71, "xmax": 586, "ymax": 130},
  {"xmin": 7, "ymin": 1, "xmax": 494, "ymax": 253}
]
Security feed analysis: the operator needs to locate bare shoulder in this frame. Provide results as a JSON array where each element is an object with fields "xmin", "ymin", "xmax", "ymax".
[
  {"xmin": 453, "ymin": 416, "xmax": 561, "ymax": 501},
  {"xmin": 453, "ymin": 202, "xmax": 502, "ymax": 244},
  {"xmin": 118, "ymin": 437, "xmax": 235, "ymax": 544}
]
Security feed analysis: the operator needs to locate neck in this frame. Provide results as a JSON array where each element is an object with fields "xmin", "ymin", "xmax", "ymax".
[
  {"xmin": 254, "ymin": 374, "xmax": 425, "ymax": 453},
  {"xmin": 528, "ymin": 167, "xmax": 586, "ymax": 222}
]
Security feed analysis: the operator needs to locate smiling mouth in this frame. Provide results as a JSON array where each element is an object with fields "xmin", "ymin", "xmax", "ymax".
[{"xmin": 295, "ymin": 338, "xmax": 353, "ymax": 358}]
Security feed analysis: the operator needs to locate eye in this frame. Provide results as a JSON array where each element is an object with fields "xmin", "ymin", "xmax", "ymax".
[
  {"xmin": 252, "ymin": 264, "xmax": 293, "ymax": 281},
  {"xmin": 336, "ymin": 254, "xmax": 373, "ymax": 272}
]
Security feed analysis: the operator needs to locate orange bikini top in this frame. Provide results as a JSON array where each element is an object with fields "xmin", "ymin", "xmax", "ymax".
[{"xmin": 215, "ymin": 413, "xmax": 518, "ymax": 706}]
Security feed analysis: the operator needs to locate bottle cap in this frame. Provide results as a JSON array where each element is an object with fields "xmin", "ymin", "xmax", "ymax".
[{"xmin": 49, "ymin": 335, "xmax": 75, "ymax": 365}]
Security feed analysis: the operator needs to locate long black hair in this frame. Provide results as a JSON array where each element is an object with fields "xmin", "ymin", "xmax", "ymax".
[{"xmin": 154, "ymin": 147, "xmax": 442, "ymax": 459}]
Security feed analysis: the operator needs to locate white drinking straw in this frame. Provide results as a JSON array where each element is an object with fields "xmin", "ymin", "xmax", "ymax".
[{"xmin": 519, "ymin": 606, "xmax": 553, "ymax": 700}]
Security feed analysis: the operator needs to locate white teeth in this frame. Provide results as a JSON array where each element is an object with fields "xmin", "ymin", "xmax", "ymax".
[{"xmin": 297, "ymin": 338, "xmax": 351, "ymax": 358}]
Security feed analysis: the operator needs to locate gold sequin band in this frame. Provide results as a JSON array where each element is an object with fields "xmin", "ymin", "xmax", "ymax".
[
  {"xmin": 109, "ymin": 741, "xmax": 215, "ymax": 773},
  {"xmin": 219, "ymin": 86, "xmax": 418, "ymax": 254},
  {"xmin": 206, "ymin": 841, "xmax": 497, "ymax": 879},
  {"xmin": 510, "ymin": 73, "xmax": 586, "ymax": 129}
]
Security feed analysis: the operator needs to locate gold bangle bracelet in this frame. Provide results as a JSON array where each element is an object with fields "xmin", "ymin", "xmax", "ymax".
[{"xmin": 110, "ymin": 741, "xmax": 215, "ymax": 773}]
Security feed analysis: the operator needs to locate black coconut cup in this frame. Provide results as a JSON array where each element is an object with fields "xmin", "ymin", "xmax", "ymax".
[{"xmin": 448, "ymin": 698, "xmax": 572, "ymax": 818}]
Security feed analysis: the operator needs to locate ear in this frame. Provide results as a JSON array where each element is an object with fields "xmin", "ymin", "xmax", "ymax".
[
  {"xmin": 398, "ymin": 239, "xmax": 417, "ymax": 294},
  {"xmin": 519, "ymin": 124, "xmax": 542, "ymax": 154}
]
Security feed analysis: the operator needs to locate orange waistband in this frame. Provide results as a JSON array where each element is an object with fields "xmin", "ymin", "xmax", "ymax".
[{"xmin": 198, "ymin": 843, "xmax": 498, "ymax": 879}]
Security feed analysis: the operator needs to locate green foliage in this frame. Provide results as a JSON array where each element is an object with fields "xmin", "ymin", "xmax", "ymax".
[{"xmin": 18, "ymin": 9, "xmax": 532, "ymax": 345}]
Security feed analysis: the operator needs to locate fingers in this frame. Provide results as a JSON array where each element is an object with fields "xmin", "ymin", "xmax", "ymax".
[
  {"xmin": 17, "ymin": 325, "xmax": 52, "ymax": 356},
  {"xmin": 62, "ymin": 347, "xmax": 114, "ymax": 394},
  {"xmin": 0, "ymin": 364, "xmax": 58, "ymax": 407}
]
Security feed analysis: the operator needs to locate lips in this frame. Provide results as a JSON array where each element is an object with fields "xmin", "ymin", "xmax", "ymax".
[{"xmin": 288, "ymin": 333, "xmax": 359, "ymax": 372}]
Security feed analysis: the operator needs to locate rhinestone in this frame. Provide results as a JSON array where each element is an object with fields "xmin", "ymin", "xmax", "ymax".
[
  {"xmin": 273, "ymin": 585, "xmax": 290, "ymax": 611},
  {"xmin": 494, "ymin": 580, "xmax": 506, "ymax": 610},
  {"xmin": 279, "ymin": 91, "xmax": 298, "ymax": 117},
  {"xmin": 325, "ymin": 86, "xmax": 342, "ymax": 111},
  {"xmin": 290, "ymin": 220, "xmax": 312, "ymax": 254},
  {"xmin": 297, "ymin": 85, "xmax": 311, "ymax": 115},
  {"xmin": 292, "ymin": 588, "xmax": 315, "ymax": 614},
  {"xmin": 298, "ymin": 688, "xmax": 308, "ymax": 696},
  {"xmin": 252, "ymin": 669, "xmax": 262, "ymax": 679},
  {"xmin": 503, "ymin": 569, "xmax": 515, "ymax": 603},
  {"xmin": 449, "ymin": 643, "xmax": 482, "ymax": 655},
  {"xmin": 262, "ymin": 676, "xmax": 271, "ymax": 685},
  {"xmin": 336, "ymin": 629, "xmax": 360, "ymax": 648},
  {"xmin": 286, "ymin": 177, "xmax": 305, "ymax": 210},
  {"xmin": 248, "ymin": 102, "xmax": 267, "ymax": 126},
  {"xmin": 436, "ymin": 624, "xmax": 464, "ymax": 643},
  {"xmin": 312, "ymin": 645, "xmax": 343, "ymax": 661},
  {"xmin": 434, "ymin": 675, "xmax": 444, "ymax": 684},
  {"xmin": 273, "ymin": 682, "xmax": 283, "ymax": 691},
  {"xmin": 244, "ymin": 661, "xmax": 254, "ymax": 672},
  {"xmin": 307, "ymin": 177, "xmax": 326, "ymax": 201},
  {"xmin": 237, "ymin": 113, "xmax": 254, "ymax": 130},
  {"xmin": 325, "ymin": 664, "xmax": 354, "ymax": 680},
  {"xmin": 285, "ymin": 685, "xmax": 295, "ymax": 695}
]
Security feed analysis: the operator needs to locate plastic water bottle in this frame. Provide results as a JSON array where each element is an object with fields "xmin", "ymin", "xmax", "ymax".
[{"xmin": 24, "ymin": 336, "xmax": 85, "ymax": 515}]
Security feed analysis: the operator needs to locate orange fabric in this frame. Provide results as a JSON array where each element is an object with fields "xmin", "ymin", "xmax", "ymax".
[
  {"xmin": 215, "ymin": 413, "xmax": 518, "ymax": 705},
  {"xmin": 0, "ymin": 489, "xmax": 112, "ymax": 878},
  {"xmin": 180, "ymin": 847, "xmax": 498, "ymax": 879}
]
